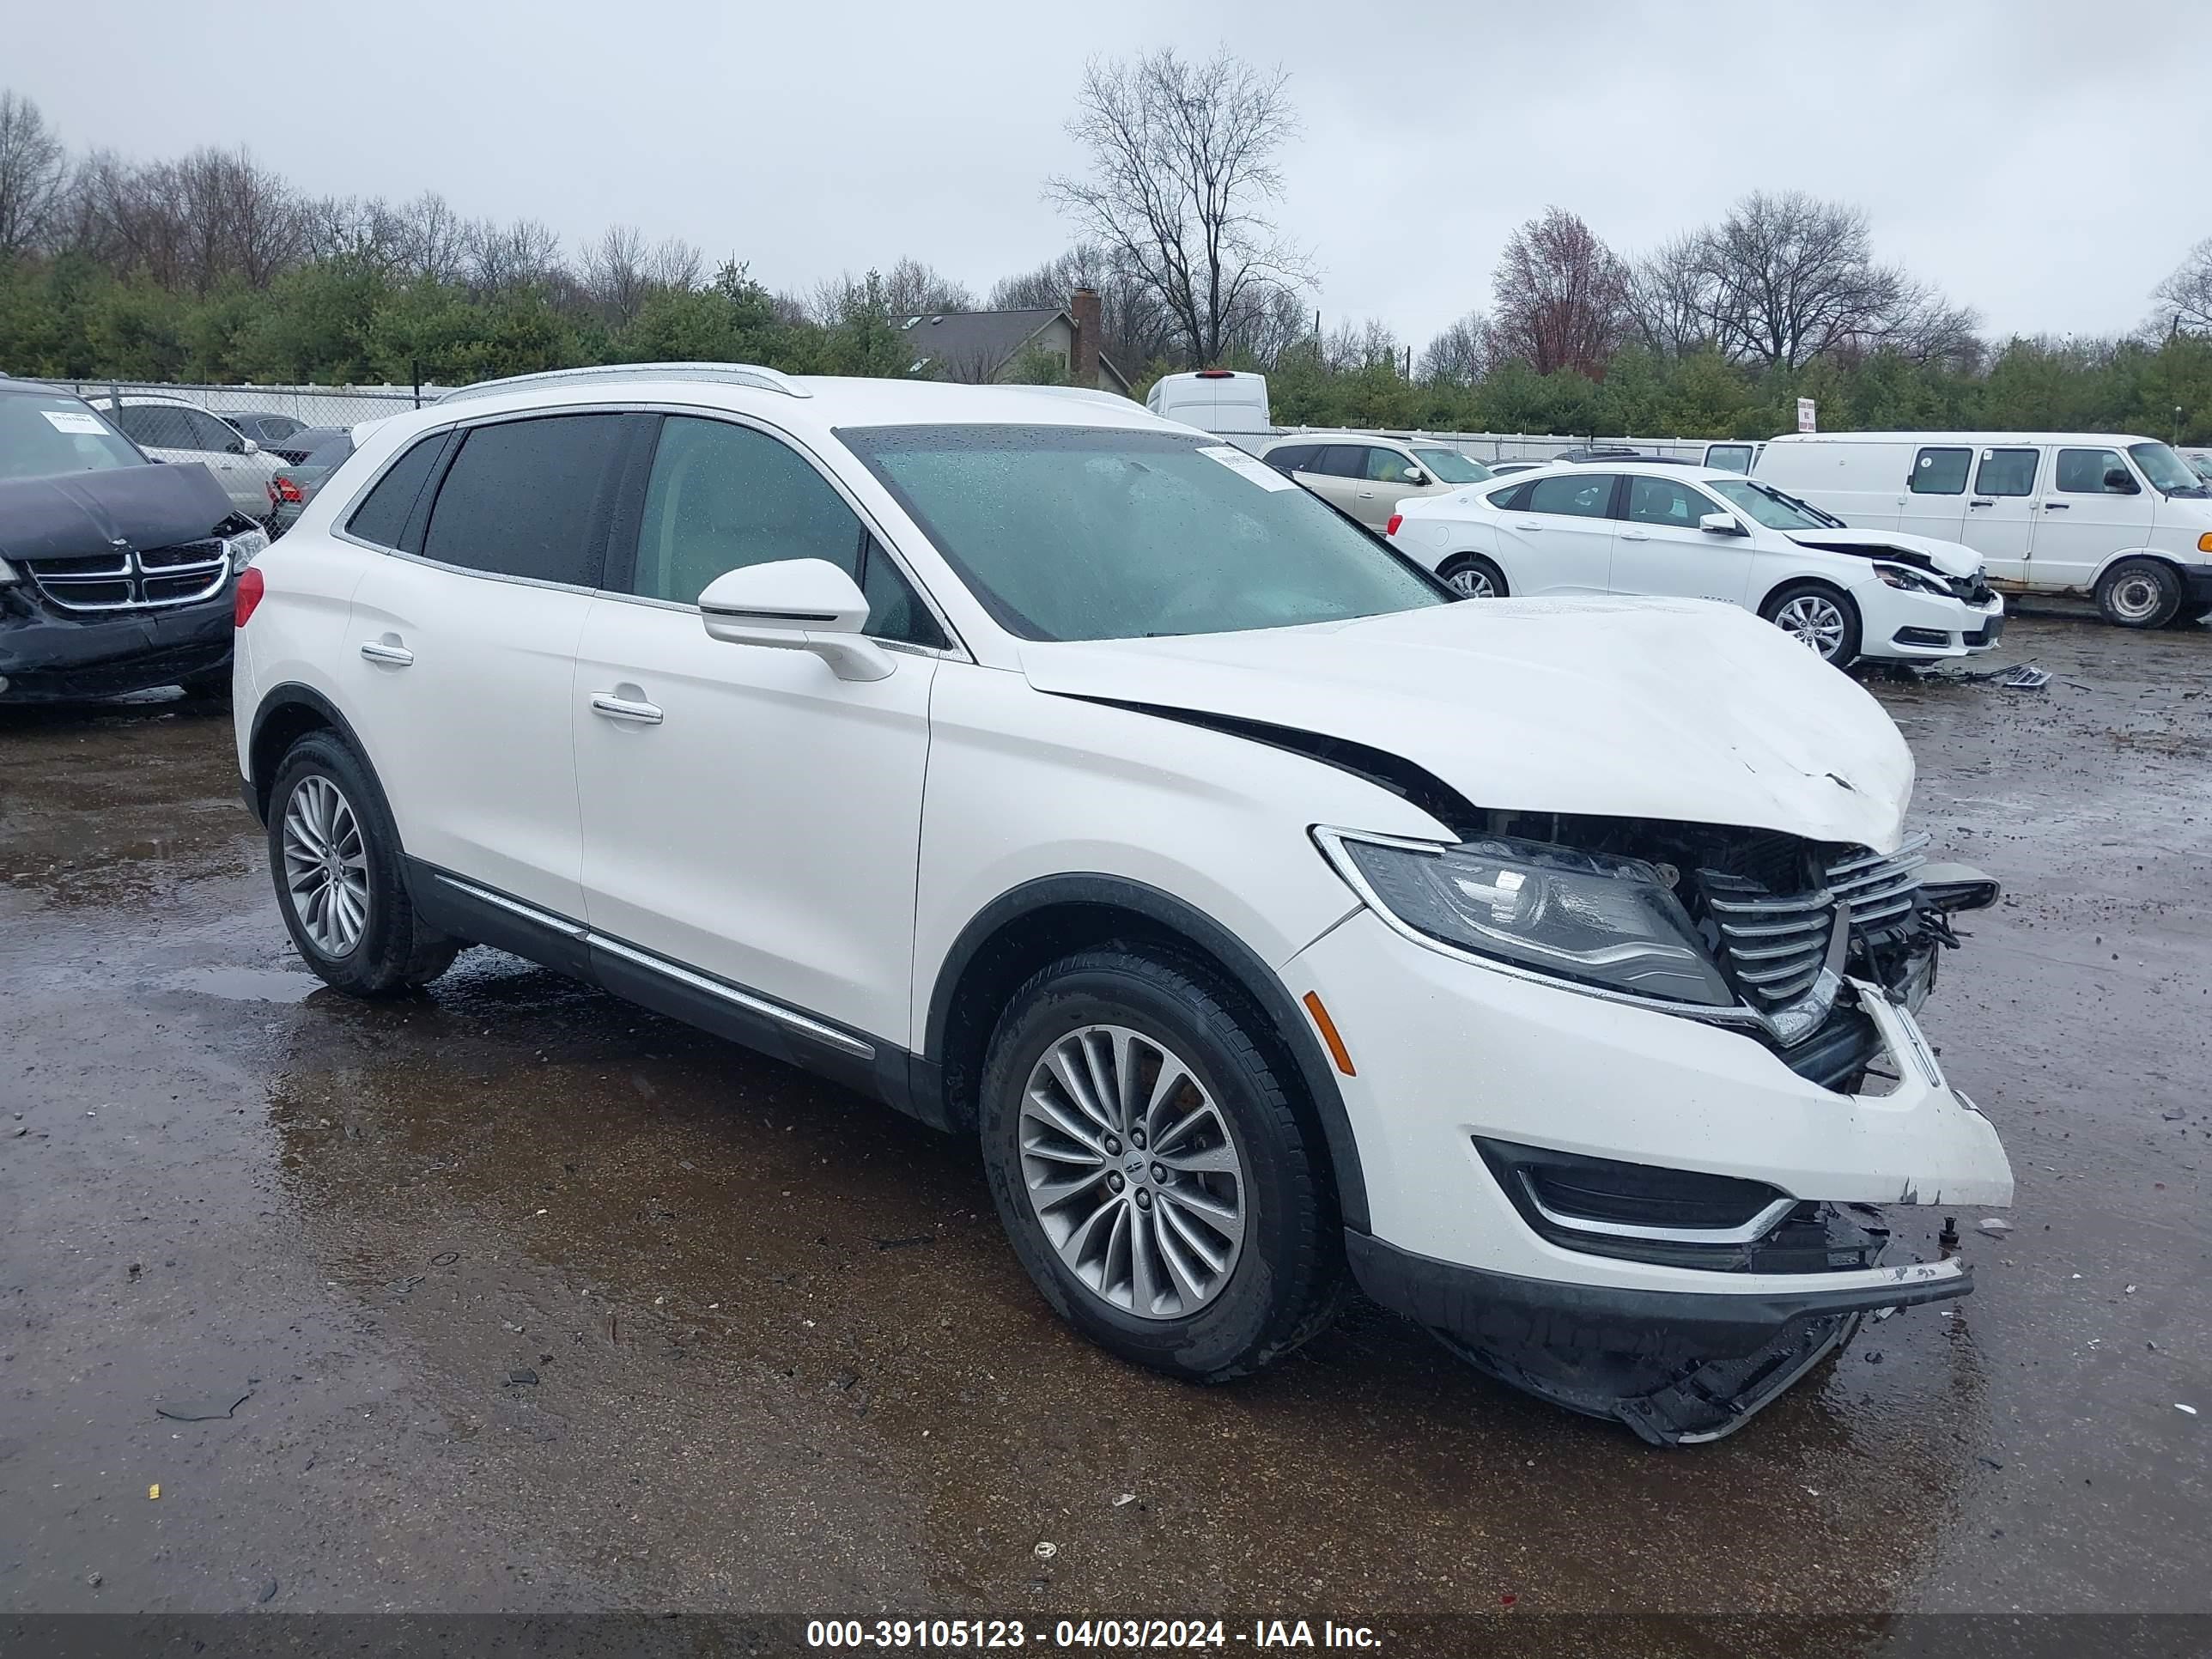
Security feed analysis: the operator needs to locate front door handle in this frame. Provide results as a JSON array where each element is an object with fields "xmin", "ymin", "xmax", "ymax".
[
  {"xmin": 1512, "ymin": 520, "xmax": 1544, "ymax": 531},
  {"xmin": 2042, "ymin": 501, "xmax": 2070, "ymax": 510},
  {"xmin": 1968, "ymin": 498, "xmax": 1995, "ymax": 507},
  {"xmin": 1357, "ymin": 489, "xmax": 1376, "ymax": 499},
  {"xmin": 1618, "ymin": 529, "xmax": 1650, "ymax": 541},
  {"xmin": 591, "ymin": 693, "xmax": 663, "ymax": 726},
  {"xmin": 359, "ymin": 641, "xmax": 414, "ymax": 665}
]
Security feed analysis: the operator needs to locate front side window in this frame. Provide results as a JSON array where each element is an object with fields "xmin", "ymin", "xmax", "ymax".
[
  {"xmin": 113, "ymin": 405, "xmax": 197, "ymax": 451},
  {"xmin": 346, "ymin": 434, "xmax": 447, "ymax": 548},
  {"xmin": 1911, "ymin": 447, "xmax": 1971, "ymax": 494},
  {"xmin": 1412, "ymin": 447, "xmax": 1492, "ymax": 485},
  {"xmin": 1623, "ymin": 475, "xmax": 1711, "ymax": 528},
  {"xmin": 630, "ymin": 416, "xmax": 941, "ymax": 646},
  {"xmin": 1365, "ymin": 447, "xmax": 1421, "ymax": 486},
  {"xmin": 0, "ymin": 393, "xmax": 143, "ymax": 480},
  {"xmin": 840, "ymin": 424, "xmax": 1443, "ymax": 642},
  {"xmin": 422, "ymin": 415, "xmax": 627, "ymax": 586},
  {"xmin": 1975, "ymin": 448, "xmax": 2038, "ymax": 496},
  {"xmin": 1312, "ymin": 445, "xmax": 1368, "ymax": 478},
  {"xmin": 1266, "ymin": 443, "xmax": 1318, "ymax": 474},
  {"xmin": 1526, "ymin": 473, "xmax": 1615, "ymax": 519},
  {"xmin": 1705, "ymin": 477, "xmax": 1837, "ymax": 530},
  {"xmin": 2055, "ymin": 447, "xmax": 2134, "ymax": 494}
]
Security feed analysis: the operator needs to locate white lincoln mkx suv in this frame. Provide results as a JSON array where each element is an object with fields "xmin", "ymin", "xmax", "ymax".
[{"xmin": 233, "ymin": 364, "xmax": 2014, "ymax": 1444}]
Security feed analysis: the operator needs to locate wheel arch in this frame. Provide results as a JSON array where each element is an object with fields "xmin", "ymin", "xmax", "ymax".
[
  {"xmin": 246, "ymin": 682, "xmax": 374, "ymax": 826},
  {"xmin": 2087, "ymin": 547, "xmax": 2193, "ymax": 588},
  {"xmin": 924, "ymin": 873, "xmax": 1370, "ymax": 1233},
  {"xmin": 1755, "ymin": 572, "xmax": 1856, "ymax": 618}
]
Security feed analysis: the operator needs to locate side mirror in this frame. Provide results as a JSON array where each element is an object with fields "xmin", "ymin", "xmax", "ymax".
[
  {"xmin": 697, "ymin": 559, "xmax": 893, "ymax": 682},
  {"xmin": 1402, "ymin": 467, "xmax": 1427, "ymax": 485},
  {"xmin": 2103, "ymin": 467, "xmax": 2138, "ymax": 494},
  {"xmin": 1699, "ymin": 511, "xmax": 1747, "ymax": 536}
]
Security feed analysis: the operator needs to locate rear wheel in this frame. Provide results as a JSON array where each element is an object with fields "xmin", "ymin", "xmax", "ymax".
[
  {"xmin": 2095, "ymin": 557, "xmax": 2183, "ymax": 629},
  {"xmin": 1761, "ymin": 580, "xmax": 1862, "ymax": 667},
  {"xmin": 1440, "ymin": 555, "xmax": 1508, "ymax": 599},
  {"xmin": 977, "ymin": 949, "xmax": 1342, "ymax": 1382},
  {"xmin": 267, "ymin": 732, "xmax": 459, "ymax": 997}
]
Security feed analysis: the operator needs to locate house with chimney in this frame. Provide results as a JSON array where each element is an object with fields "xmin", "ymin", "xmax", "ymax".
[{"xmin": 896, "ymin": 288, "xmax": 1130, "ymax": 395}]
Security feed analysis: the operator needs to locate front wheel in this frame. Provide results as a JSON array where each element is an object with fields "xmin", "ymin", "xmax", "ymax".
[
  {"xmin": 2096, "ymin": 557, "xmax": 2183, "ymax": 629},
  {"xmin": 1761, "ymin": 581, "xmax": 1862, "ymax": 666},
  {"xmin": 977, "ymin": 949, "xmax": 1342, "ymax": 1382},
  {"xmin": 267, "ymin": 732, "xmax": 459, "ymax": 997}
]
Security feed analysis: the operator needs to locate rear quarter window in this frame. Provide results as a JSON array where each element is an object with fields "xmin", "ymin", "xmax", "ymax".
[
  {"xmin": 344, "ymin": 434, "xmax": 448, "ymax": 549},
  {"xmin": 421, "ymin": 415, "xmax": 629, "ymax": 586}
]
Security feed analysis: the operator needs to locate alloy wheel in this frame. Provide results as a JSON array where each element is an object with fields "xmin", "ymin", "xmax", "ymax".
[
  {"xmin": 281, "ymin": 774, "xmax": 370, "ymax": 957},
  {"xmin": 1446, "ymin": 565, "xmax": 1498, "ymax": 599},
  {"xmin": 1017, "ymin": 1024, "xmax": 1248, "ymax": 1320},
  {"xmin": 1774, "ymin": 594, "xmax": 1847, "ymax": 659}
]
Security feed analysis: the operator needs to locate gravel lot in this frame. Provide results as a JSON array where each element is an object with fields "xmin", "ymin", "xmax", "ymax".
[{"xmin": 3, "ymin": 613, "xmax": 2208, "ymax": 1644}]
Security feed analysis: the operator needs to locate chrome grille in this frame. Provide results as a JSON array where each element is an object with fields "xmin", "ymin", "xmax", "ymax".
[
  {"xmin": 23, "ymin": 538, "xmax": 229, "ymax": 613},
  {"xmin": 1700, "ymin": 834, "xmax": 1929, "ymax": 1008}
]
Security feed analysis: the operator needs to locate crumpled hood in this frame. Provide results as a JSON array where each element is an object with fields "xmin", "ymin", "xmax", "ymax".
[
  {"xmin": 0, "ymin": 463, "xmax": 235, "ymax": 562},
  {"xmin": 1786, "ymin": 527, "xmax": 1982, "ymax": 579},
  {"xmin": 1020, "ymin": 598, "xmax": 1916, "ymax": 853}
]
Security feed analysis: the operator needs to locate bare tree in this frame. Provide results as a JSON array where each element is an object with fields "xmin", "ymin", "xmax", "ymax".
[
  {"xmin": 1417, "ymin": 310, "xmax": 1491, "ymax": 386},
  {"xmin": 464, "ymin": 216, "xmax": 564, "ymax": 293},
  {"xmin": 2152, "ymin": 235, "xmax": 2212, "ymax": 335},
  {"xmin": 1322, "ymin": 317, "xmax": 1401, "ymax": 374},
  {"xmin": 810, "ymin": 257, "xmax": 973, "ymax": 325},
  {"xmin": 393, "ymin": 191, "xmax": 469, "ymax": 283},
  {"xmin": 1047, "ymin": 47, "xmax": 1310, "ymax": 367},
  {"xmin": 647, "ymin": 235, "xmax": 703, "ymax": 293},
  {"xmin": 0, "ymin": 89, "xmax": 67, "ymax": 255},
  {"xmin": 1490, "ymin": 207, "xmax": 1627, "ymax": 376},
  {"xmin": 1692, "ymin": 191, "xmax": 1923, "ymax": 368},
  {"xmin": 1624, "ymin": 234, "xmax": 1712, "ymax": 357}
]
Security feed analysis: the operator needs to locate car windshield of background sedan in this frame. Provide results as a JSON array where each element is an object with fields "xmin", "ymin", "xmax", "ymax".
[
  {"xmin": 1412, "ymin": 447, "xmax": 1492, "ymax": 484},
  {"xmin": 1706, "ymin": 477, "xmax": 1843, "ymax": 531},
  {"xmin": 841, "ymin": 424, "xmax": 1444, "ymax": 641},
  {"xmin": 0, "ymin": 392, "xmax": 145, "ymax": 481}
]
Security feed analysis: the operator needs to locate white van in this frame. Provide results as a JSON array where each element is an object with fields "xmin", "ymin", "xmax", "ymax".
[
  {"xmin": 1146, "ymin": 370, "xmax": 1272, "ymax": 453},
  {"xmin": 1756, "ymin": 432, "xmax": 2212, "ymax": 628}
]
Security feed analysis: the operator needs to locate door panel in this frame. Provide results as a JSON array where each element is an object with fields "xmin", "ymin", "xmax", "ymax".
[
  {"xmin": 343, "ymin": 557, "xmax": 592, "ymax": 917},
  {"xmin": 574, "ymin": 599, "xmax": 936, "ymax": 1042},
  {"xmin": 1609, "ymin": 475, "xmax": 1751, "ymax": 604},
  {"xmin": 1497, "ymin": 471, "xmax": 1618, "ymax": 594},
  {"xmin": 1955, "ymin": 447, "xmax": 2039, "ymax": 582},
  {"xmin": 2034, "ymin": 447, "xmax": 2154, "ymax": 591}
]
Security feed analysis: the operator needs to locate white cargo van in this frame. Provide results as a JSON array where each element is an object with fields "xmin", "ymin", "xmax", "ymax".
[
  {"xmin": 1146, "ymin": 370, "xmax": 1272, "ymax": 453},
  {"xmin": 1756, "ymin": 432, "xmax": 2212, "ymax": 628}
]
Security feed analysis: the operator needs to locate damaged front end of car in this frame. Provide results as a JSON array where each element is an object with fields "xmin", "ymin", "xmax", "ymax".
[{"xmin": 1318, "ymin": 811, "xmax": 2007, "ymax": 1446}]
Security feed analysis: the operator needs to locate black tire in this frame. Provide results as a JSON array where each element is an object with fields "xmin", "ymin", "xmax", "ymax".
[
  {"xmin": 2094, "ymin": 557, "xmax": 2183, "ymax": 629},
  {"xmin": 1760, "ymin": 580, "xmax": 1863, "ymax": 667},
  {"xmin": 977, "ymin": 949, "xmax": 1344, "ymax": 1382},
  {"xmin": 178, "ymin": 665, "xmax": 232, "ymax": 704},
  {"xmin": 1439, "ymin": 554, "xmax": 1508, "ymax": 599},
  {"xmin": 266, "ymin": 732, "xmax": 459, "ymax": 997}
]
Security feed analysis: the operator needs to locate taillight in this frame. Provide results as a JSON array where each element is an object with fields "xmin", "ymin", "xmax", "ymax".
[
  {"xmin": 1195, "ymin": 368, "xmax": 1234, "ymax": 379},
  {"xmin": 1385, "ymin": 514, "xmax": 1403, "ymax": 537},
  {"xmin": 272, "ymin": 476, "xmax": 303, "ymax": 503},
  {"xmin": 234, "ymin": 565, "xmax": 264, "ymax": 628}
]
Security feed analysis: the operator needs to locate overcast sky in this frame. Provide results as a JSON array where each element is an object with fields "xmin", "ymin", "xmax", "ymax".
[{"xmin": 10, "ymin": 0, "xmax": 2209, "ymax": 349}]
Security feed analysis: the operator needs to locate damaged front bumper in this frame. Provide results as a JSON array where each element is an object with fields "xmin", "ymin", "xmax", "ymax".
[
  {"xmin": 1291, "ymin": 902, "xmax": 2014, "ymax": 1444},
  {"xmin": 0, "ymin": 587, "xmax": 234, "ymax": 702}
]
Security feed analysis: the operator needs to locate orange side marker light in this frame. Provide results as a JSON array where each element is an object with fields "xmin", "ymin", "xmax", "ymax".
[{"xmin": 1302, "ymin": 991, "xmax": 1356, "ymax": 1077}]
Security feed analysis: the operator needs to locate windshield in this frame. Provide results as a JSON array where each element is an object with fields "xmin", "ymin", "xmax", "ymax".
[
  {"xmin": 0, "ymin": 392, "xmax": 145, "ymax": 482},
  {"xmin": 1412, "ymin": 447, "xmax": 1492, "ymax": 485},
  {"xmin": 2187, "ymin": 453, "xmax": 2212, "ymax": 484},
  {"xmin": 840, "ymin": 424, "xmax": 1445, "ymax": 641},
  {"xmin": 2127, "ymin": 441, "xmax": 2209, "ymax": 496},
  {"xmin": 300, "ymin": 434, "xmax": 353, "ymax": 471},
  {"xmin": 1706, "ymin": 477, "xmax": 1844, "ymax": 530}
]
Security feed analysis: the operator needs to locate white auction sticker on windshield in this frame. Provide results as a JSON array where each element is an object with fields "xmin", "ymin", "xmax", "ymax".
[
  {"xmin": 1198, "ymin": 444, "xmax": 1296, "ymax": 491},
  {"xmin": 41, "ymin": 410, "xmax": 110, "ymax": 434}
]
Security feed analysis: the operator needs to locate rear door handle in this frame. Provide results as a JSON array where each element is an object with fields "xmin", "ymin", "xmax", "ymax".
[
  {"xmin": 359, "ymin": 641, "xmax": 414, "ymax": 665},
  {"xmin": 1512, "ymin": 520, "xmax": 1544, "ymax": 531},
  {"xmin": 1618, "ymin": 530, "xmax": 1650, "ymax": 541},
  {"xmin": 2042, "ymin": 501, "xmax": 2069, "ymax": 509},
  {"xmin": 1357, "ymin": 489, "xmax": 1376, "ymax": 499},
  {"xmin": 590, "ymin": 693, "xmax": 663, "ymax": 725},
  {"xmin": 1968, "ymin": 498, "xmax": 1995, "ymax": 507}
]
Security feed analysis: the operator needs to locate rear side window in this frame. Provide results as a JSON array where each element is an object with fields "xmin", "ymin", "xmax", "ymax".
[
  {"xmin": 1266, "ymin": 443, "xmax": 1318, "ymax": 473},
  {"xmin": 1487, "ymin": 480, "xmax": 1535, "ymax": 512},
  {"xmin": 1312, "ymin": 445, "xmax": 1368, "ymax": 478},
  {"xmin": 1527, "ymin": 473, "xmax": 1615, "ymax": 518},
  {"xmin": 1975, "ymin": 448, "xmax": 2038, "ymax": 496},
  {"xmin": 1910, "ymin": 447, "xmax": 1971, "ymax": 494},
  {"xmin": 345, "ymin": 434, "xmax": 447, "ymax": 548},
  {"xmin": 423, "ymin": 416, "xmax": 627, "ymax": 586}
]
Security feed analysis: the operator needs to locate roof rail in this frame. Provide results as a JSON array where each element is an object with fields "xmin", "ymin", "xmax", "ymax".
[{"xmin": 435, "ymin": 362, "xmax": 811, "ymax": 406}]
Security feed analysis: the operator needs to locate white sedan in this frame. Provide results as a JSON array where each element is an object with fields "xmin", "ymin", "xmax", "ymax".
[{"xmin": 1386, "ymin": 462, "xmax": 2006, "ymax": 667}]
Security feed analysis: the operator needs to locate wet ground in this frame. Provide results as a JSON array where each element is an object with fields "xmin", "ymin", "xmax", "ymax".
[{"xmin": 2, "ymin": 614, "xmax": 2209, "ymax": 1640}]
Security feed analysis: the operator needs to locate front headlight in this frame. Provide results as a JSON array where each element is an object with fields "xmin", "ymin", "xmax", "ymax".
[
  {"xmin": 1317, "ymin": 830, "xmax": 1735, "ymax": 1008},
  {"xmin": 223, "ymin": 528, "xmax": 270, "ymax": 572},
  {"xmin": 0, "ymin": 556, "xmax": 17, "ymax": 586},
  {"xmin": 1874, "ymin": 563, "xmax": 1949, "ymax": 596}
]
